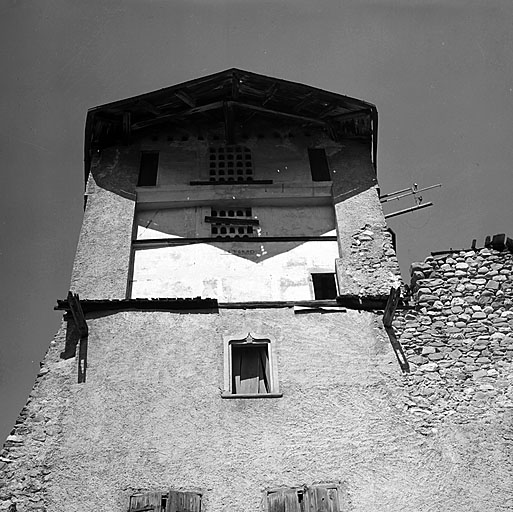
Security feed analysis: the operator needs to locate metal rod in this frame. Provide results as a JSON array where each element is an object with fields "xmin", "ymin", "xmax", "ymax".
[
  {"xmin": 380, "ymin": 183, "xmax": 441, "ymax": 203},
  {"xmin": 385, "ymin": 202, "xmax": 433, "ymax": 219},
  {"xmin": 379, "ymin": 186, "xmax": 412, "ymax": 200}
]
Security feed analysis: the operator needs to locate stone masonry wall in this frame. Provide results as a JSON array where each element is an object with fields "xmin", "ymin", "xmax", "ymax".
[{"xmin": 393, "ymin": 242, "xmax": 513, "ymax": 441}]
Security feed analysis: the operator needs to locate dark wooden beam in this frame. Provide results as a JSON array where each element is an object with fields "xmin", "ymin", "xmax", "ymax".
[
  {"xmin": 133, "ymin": 236, "xmax": 338, "ymax": 247},
  {"xmin": 294, "ymin": 92, "xmax": 315, "ymax": 112},
  {"xmin": 67, "ymin": 291, "xmax": 88, "ymax": 337},
  {"xmin": 223, "ymin": 101, "xmax": 235, "ymax": 144},
  {"xmin": 231, "ymin": 71, "xmax": 240, "ymax": 100},
  {"xmin": 175, "ymin": 90, "xmax": 196, "ymax": 107},
  {"xmin": 136, "ymin": 99, "xmax": 161, "ymax": 115},
  {"xmin": 204, "ymin": 216, "xmax": 260, "ymax": 226},
  {"xmin": 383, "ymin": 287, "xmax": 400, "ymax": 327},
  {"xmin": 122, "ymin": 112, "xmax": 131, "ymax": 134},
  {"xmin": 229, "ymin": 101, "xmax": 326, "ymax": 126},
  {"xmin": 262, "ymin": 83, "xmax": 279, "ymax": 106}
]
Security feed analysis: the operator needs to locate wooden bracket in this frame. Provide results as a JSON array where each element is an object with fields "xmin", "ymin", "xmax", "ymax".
[
  {"xmin": 383, "ymin": 287, "xmax": 400, "ymax": 327},
  {"xmin": 67, "ymin": 291, "xmax": 88, "ymax": 383},
  {"xmin": 67, "ymin": 291, "xmax": 88, "ymax": 337}
]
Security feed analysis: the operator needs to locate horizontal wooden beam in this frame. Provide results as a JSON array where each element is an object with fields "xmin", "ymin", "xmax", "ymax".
[
  {"xmin": 204, "ymin": 216, "xmax": 260, "ymax": 226},
  {"xmin": 189, "ymin": 179, "xmax": 273, "ymax": 186},
  {"xmin": 133, "ymin": 236, "xmax": 338, "ymax": 247}
]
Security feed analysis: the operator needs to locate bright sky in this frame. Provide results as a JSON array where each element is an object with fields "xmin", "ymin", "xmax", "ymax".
[{"xmin": 1, "ymin": 0, "xmax": 512, "ymax": 441}]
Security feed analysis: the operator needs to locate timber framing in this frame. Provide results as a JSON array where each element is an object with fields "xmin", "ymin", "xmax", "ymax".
[{"xmin": 84, "ymin": 68, "xmax": 377, "ymax": 183}]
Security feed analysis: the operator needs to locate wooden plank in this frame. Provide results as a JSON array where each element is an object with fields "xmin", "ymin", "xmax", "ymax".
[
  {"xmin": 129, "ymin": 492, "xmax": 162, "ymax": 511},
  {"xmin": 189, "ymin": 179, "xmax": 273, "ymax": 186},
  {"xmin": 67, "ymin": 291, "xmax": 88, "ymax": 337},
  {"xmin": 204, "ymin": 216, "xmax": 259, "ymax": 226},
  {"xmin": 308, "ymin": 485, "xmax": 340, "ymax": 512},
  {"xmin": 167, "ymin": 491, "xmax": 201, "ymax": 512},
  {"xmin": 175, "ymin": 90, "xmax": 196, "ymax": 108},
  {"xmin": 223, "ymin": 101, "xmax": 235, "ymax": 144},
  {"xmin": 383, "ymin": 287, "xmax": 400, "ymax": 327},
  {"xmin": 133, "ymin": 236, "xmax": 338, "ymax": 247}
]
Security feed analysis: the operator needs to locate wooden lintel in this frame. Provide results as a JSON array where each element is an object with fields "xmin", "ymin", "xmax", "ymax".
[
  {"xmin": 67, "ymin": 291, "xmax": 88, "ymax": 337},
  {"xmin": 204, "ymin": 216, "xmax": 259, "ymax": 226},
  {"xmin": 175, "ymin": 90, "xmax": 196, "ymax": 108},
  {"xmin": 383, "ymin": 287, "xmax": 400, "ymax": 327}
]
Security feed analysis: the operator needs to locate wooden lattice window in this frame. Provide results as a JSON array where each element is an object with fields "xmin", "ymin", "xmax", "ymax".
[
  {"xmin": 208, "ymin": 145, "xmax": 253, "ymax": 182},
  {"xmin": 129, "ymin": 490, "xmax": 201, "ymax": 512},
  {"xmin": 208, "ymin": 207, "xmax": 258, "ymax": 238}
]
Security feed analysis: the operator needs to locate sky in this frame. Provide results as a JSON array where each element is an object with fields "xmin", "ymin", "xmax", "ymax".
[{"xmin": 1, "ymin": 0, "xmax": 512, "ymax": 441}]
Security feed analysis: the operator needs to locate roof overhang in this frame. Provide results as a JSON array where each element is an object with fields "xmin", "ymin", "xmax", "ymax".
[{"xmin": 84, "ymin": 68, "xmax": 378, "ymax": 183}]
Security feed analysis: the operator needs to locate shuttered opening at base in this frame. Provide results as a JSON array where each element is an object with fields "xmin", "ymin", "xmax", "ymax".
[
  {"xmin": 137, "ymin": 152, "xmax": 159, "ymax": 186},
  {"xmin": 311, "ymin": 273, "xmax": 338, "ymax": 299},
  {"xmin": 129, "ymin": 490, "xmax": 201, "ymax": 512},
  {"xmin": 267, "ymin": 484, "xmax": 343, "ymax": 512},
  {"xmin": 308, "ymin": 148, "xmax": 331, "ymax": 182},
  {"xmin": 232, "ymin": 344, "xmax": 270, "ymax": 394},
  {"xmin": 267, "ymin": 488, "xmax": 305, "ymax": 512}
]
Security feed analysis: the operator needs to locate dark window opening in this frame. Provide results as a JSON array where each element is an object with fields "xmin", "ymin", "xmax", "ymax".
[
  {"xmin": 137, "ymin": 152, "xmax": 159, "ymax": 186},
  {"xmin": 232, "ymin": 344, "xmax": 270, "ymax": 394},
  {"xmin": 308, "ymin": 148, "xmax": 331, "ymax": 181},
  {"xmin": 312, "ymin": 273, "xmax": 338, "ymax": 299}
]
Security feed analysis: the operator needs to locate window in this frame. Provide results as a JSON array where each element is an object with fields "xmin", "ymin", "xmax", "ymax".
[
  {"xmin": 311, "ymin": 273, "xmax": 338, "ymax": 299},
  {"xmin": 137, "ymin": 151, "xmax": 159, "ymax": 186},
  {"xmin": 222, "ymin": 333, "xmax": 281, "ymax": 398},
  {"xmin": 207, "ymin": 208, "xmax": 258, "ymax": 238},
  {"xmin": 209, "ymin": 145, "xmax": 253, "ymax": 182},
  {"xmin": 308, "ymin": 148, "xmax": 331, "ymax": 181},
  {"xmin": 266, "ymin": 484, "xmax": 347, "ymax": 512},
  {"xmin": 129, "ymin": 490, "xmax": 201, "ymax": 512}
]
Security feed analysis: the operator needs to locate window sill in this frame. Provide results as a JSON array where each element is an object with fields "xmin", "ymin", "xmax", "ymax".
[{"xmin": 221, "ymin": 392, "xmax": 283, "ymax": 399}]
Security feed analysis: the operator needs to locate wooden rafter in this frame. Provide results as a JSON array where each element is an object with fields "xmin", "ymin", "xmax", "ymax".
[{"xmin": 175, "ymin": 90, "xmax": 196, "ymax": 108}]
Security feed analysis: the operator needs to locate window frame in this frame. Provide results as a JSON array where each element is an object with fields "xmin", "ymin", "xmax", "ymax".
[
  {"xmin": 222, "ymin": 332, "xmax": 282, "ymax": 399},
  {"xmin": 308, "ymin": 147, "xmax": 332, "ymax": 182},
  {"xmin": 311, "ymin": 272, "xmax": 338, "ymax": 300},
  {"xmin": 137, "ymin": 151, "xmax": 160, "ymax": 187}
]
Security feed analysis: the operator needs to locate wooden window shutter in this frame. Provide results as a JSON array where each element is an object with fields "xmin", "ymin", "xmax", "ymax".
[
  {"xmin": 166, "ymin": 490, "xmax": 202, "ymax": 512},
  {"xmin": 129, "ymin": 492, "xmax": 163, "ymax": 512},
  {"xmin": 307, "ymin": 484, "xmax": 340, "ymax": 512},
  {"xmin": 267, "ymin": 488, "xmax": 303, "ymax": 512}
]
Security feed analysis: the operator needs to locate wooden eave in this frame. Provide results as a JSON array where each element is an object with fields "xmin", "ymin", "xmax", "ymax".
[{"xmin": 84, "ymin": 68, "xmax": 377, "ymax": 183}]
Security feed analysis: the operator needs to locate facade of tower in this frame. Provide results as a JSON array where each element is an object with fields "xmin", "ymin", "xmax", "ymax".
[{"xmin": 7, "ymin": 70, "xmax": 513, "ymax": 512}]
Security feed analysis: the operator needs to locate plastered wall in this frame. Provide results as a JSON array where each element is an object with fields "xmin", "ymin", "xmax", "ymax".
[
  {"xmin": 132, "ymin": 205, "xmax": 338, "ymax": 301},
  {"xmin": 2, "ymin": 306, "xmax": 512, "ymax": 511}
]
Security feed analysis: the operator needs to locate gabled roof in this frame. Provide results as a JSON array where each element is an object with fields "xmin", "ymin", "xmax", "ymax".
[{"xmin": 84, "ymin": 68, "xmax": 377, "ymax": 180}]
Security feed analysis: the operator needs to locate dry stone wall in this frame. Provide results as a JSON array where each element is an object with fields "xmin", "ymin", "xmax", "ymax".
[{"xmin": 393, "ymin": 242, "xmax": 513, "ymax": 436}]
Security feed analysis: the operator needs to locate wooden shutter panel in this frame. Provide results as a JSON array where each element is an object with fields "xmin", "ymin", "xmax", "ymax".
[
  {"xmin": 166, "ymin": 490, "xmax": 201, "ymax": 512},
  {"xmin": 129, "ymin": 492, "xmax": 163, "ymax": 512},
  {"xmin": 267, "ymin": 488, "xmax": 303, "ymax": 512},
  {"xmin": 307, "ymin": 485, "xmax": 340, "ymax": 512}
]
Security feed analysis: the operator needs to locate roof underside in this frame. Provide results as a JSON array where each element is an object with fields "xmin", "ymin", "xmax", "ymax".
[{"xmin": 84, "ymin": 68, "xmax": 377, "ymax": 179}]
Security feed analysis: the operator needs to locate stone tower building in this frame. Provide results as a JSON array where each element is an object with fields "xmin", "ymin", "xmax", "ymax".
[{"xmin": 2, "ymin": 70, "xmax": 512, "ymax": 512}]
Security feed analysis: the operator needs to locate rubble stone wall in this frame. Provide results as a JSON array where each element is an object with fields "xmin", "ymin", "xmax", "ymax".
[{"xmin": 393, "ymin": 243, "xmax": 513, "ymax": 438}]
